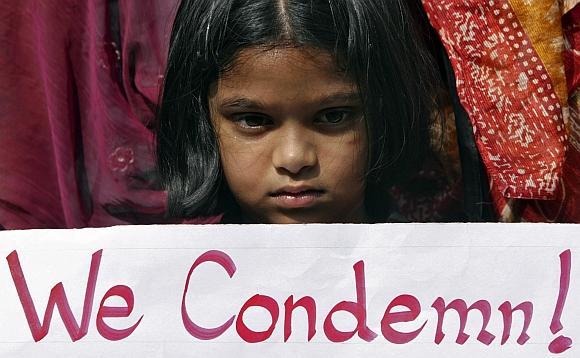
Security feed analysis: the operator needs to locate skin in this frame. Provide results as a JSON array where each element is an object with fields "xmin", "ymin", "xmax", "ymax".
[{"xmin": 209, "ymin": 47, "xmax": 368, "ymax": 223}]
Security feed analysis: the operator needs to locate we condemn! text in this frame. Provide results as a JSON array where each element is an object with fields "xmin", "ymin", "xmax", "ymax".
[{"xmin": 5, "ymin": 249, "xmax": 574, "ymax": 354}]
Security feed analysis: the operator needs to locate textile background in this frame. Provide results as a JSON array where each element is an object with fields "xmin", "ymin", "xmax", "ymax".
[{"xmin": 0, "ymin": 0, "xmax": 179, "ymax": 228}]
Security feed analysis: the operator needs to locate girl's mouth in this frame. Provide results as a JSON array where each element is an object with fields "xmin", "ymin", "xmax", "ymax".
[{"xmin": 269, "ymin": 189, "xmax": 325, "ymax": 208}]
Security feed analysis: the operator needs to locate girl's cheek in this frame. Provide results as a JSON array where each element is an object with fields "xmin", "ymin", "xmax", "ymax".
[
  {"xmin": 321, "ymin": 131, "xmax": 367, "ymax": 158},
  {"xmin": 220, "ymin": 138, "xmax": 270, "ymax": 173}
]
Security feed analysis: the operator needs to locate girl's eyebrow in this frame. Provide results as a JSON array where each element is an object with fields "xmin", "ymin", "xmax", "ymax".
[
  {"xmin": 219, "ymin": 91, "xmax": 361, "ymax": 110},
  {"xmin": 317, "ymin": 91, "xmax": 361, "ymax": 106},
  {"xmin": 219, "ymin": 97, "xmax": 266, "ymax": 110}
]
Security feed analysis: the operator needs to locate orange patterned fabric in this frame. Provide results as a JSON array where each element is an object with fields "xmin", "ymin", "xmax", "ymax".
[{"xmin": 520, "ymin": 2, "xmax": 580, "ymax": 222}]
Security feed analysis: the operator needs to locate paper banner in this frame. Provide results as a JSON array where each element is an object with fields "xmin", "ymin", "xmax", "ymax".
[{"xmin": 0, "ymin": 223, "xmax": 579, "ymax": 357}]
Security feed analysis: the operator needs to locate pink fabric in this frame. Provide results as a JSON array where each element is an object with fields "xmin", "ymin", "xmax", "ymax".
[{"xmin": 0, "ymin": 0, "xmax": 179, "ymax": 228}]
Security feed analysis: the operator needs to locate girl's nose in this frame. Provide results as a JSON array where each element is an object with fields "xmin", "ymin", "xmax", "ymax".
[{"xmin": 272, "ymin": 129, "xmax": 318, "ymax": 175}]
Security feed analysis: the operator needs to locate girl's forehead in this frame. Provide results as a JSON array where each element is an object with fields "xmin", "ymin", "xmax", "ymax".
[
  {"xmin": 219, "ymin": 46, "xmax": 352, "ymax": 85},
  {"xmin": 211, "ymin": 47, "xmax": 358, "ymax": 106}
]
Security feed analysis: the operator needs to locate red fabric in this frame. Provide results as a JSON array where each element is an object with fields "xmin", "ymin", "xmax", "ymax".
[
  {"xmin": 0, "ymin": 0, "xmax": 179, "ymax": 228},
  {"xmin": 522, "ymin": 4, "xmax": 580, "ymax": 222},
  {"xmin": 500, "ymin": 3, "xmax": 580, "ymax": 223},
  {"xmin": 422, "ymin": 0, "xmax": 567, "ymax": 201},
  {"xmin": 519, "ymin": 149, "xmax": 580, "ymax": 222},
  {"xmin": 422, "ymin": 0, "xmax": 580, "ymax": 222}
]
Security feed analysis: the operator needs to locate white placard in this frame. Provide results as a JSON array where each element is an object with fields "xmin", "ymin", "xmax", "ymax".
[{"xmin": 0, "ymin": 223, "xmax": 579, "ymax": 357}]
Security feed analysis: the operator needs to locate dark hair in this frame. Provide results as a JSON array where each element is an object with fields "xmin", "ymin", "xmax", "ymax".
[{"xmin": 157, "ymin": 0, "xmax": 442, "ymax": 220}]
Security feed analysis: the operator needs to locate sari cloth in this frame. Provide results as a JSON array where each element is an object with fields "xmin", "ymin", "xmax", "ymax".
[
  {"xmin": 0, "ymin": 0, "xmax": 180, "ymax": 228},
  {"xmin": 422, "ymin": 0, "xmax": 580, "ymax": 221}
]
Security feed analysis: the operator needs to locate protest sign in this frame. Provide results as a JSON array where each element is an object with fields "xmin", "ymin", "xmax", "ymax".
[{"xmin": 0, "ymin": 223, "xmax": 578, "ymax": 357}]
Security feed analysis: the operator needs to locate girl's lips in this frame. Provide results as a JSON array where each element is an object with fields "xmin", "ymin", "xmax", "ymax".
[{"xmin": 270, "ymin": 189, "xmax": 324, "ymax": 208}]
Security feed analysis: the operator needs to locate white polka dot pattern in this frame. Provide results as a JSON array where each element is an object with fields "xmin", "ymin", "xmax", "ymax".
[{"xmin": 422, "ymin": 0, "xmax": 567, "ymax": 199}]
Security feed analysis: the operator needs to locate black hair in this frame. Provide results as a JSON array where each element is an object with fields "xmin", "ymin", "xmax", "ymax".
[{"xmin": 157, "ymin": 0, "xmax": 442, "ymax": 221}]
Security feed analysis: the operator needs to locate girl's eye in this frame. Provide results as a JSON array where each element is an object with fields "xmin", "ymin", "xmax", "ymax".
[
  {"xmin": 316, "ymin": 109, "xmax": 353, "ymax": 125},
  {"xmin": 233, "ymin": 114, "xmax": 273, "ymax": 129}
]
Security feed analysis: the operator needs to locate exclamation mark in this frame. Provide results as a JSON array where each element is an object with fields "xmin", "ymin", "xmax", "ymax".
[{"xmin": 548, "ymin": 249, "xmax": 573, "ymax": 354}]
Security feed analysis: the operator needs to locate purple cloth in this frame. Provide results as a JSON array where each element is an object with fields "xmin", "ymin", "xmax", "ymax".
[{"xmin": 0, "ymin": 0, "xmax": 180, "ymax": 228}]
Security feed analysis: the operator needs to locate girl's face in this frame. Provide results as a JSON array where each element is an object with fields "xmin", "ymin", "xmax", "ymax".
[{"xmin": 209, "ymin": 47, "xmax": 368, "ymax": 223}]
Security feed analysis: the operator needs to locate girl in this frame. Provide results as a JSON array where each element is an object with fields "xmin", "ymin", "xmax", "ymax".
[{"xmin": 156, "ymin": 0, "xmax": 442, "ymax": 223}]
